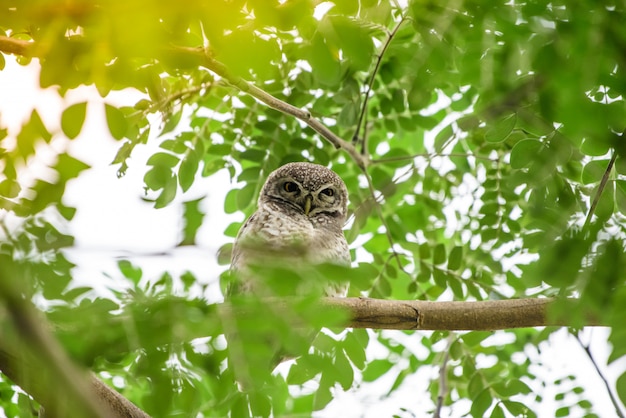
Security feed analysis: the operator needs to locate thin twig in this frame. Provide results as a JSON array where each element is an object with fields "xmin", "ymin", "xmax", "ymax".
[
  {"xmin": 584, "ymin": 151, "xmax": 617, "ymax": 227},
  {"xmin": 434, "ymin": 334, "xmax": 454, "ymax": 418},
  {"xmin": 353, "ymin": 15, "xmax": 407, "ymax": 154},
  {"xmin": 575, "ymin": 333, "xmax": 625, "ymax": 418},
  {"xmin": 174, "ymin": 46, "xmax": 369, "ymax": 170}
]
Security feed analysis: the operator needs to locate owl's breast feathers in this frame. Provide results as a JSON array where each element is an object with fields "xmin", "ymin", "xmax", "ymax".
[{"xmin": 231, "ymin": 201, "xmax": 349, "ymax": 272}]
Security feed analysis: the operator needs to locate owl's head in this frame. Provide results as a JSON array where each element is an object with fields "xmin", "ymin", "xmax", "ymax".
[{"xmin": 260, "ymin": 162, "xmax": 348, "ymax": 224}]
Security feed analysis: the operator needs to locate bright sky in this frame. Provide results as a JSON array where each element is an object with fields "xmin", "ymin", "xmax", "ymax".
[{"xmin": 0, "ymin": 56, "xmax": 623, "ymax": 417}]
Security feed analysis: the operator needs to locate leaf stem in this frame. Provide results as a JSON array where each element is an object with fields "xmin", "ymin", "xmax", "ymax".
[
  {"xmin": 353, "ymin": 15, "xmax": 407, "ymax": 154},
  {"xmin": 434, "ymin": 334, "xmax": 453, "ymax": 418},
  {"xmin": 575, "ymin": 333, "xmax": 625, "ymax": 418},
  {"xmin": 176, "ymin": 46, "xmax": 369, "ymax": 170},
  {"xmin": 584, "ymin": 150, "xmax": 617, "ymax": 227}
]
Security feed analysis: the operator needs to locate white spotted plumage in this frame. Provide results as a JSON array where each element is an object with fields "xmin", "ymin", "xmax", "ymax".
[{"xmin": 230, "ymin": 162, "xmax": 350, "ymax": 296}]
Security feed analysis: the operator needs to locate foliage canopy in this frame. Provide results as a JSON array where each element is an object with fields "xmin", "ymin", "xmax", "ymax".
[{"xmin": 0, "ymin": 0, "xmax": 625, "ymax": 417}]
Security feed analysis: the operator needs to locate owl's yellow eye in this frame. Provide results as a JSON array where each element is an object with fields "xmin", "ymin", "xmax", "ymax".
[
  {"xmin": 284, "ymin": 182, "xmax": 299, "ymax": 193},
  {"xmin": 320, "ymin": 188, "xmax": 334, "ymax": 197}
]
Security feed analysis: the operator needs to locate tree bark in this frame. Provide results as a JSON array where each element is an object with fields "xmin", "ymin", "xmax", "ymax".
[
  {"xmin": 319, "ymin": 297, "xmax": 598, "ymax": 330},
  {"xmin": 219, "ymin": 296, "xmax": 602, "ymax": 330}
]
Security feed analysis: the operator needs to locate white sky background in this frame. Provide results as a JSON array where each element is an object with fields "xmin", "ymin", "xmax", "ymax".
[{"xmin": 0, "ymin": 56, "xmax": 624, "ymax": 417}]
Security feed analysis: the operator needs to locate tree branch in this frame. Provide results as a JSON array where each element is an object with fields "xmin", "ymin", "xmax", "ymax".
[
  {"xmin": 0, "ymin": 35, "xmax": 34, "ymax": 56},
  {"xmin": 170, "ymin": 46, "xmax": 369, "ymax": 170},
  {"xmin": 224, "ymin": 297, "xmax": 604, "ymax": 331},
  {"xmin": 0, "ymin": 264, "xmax": 150, "ymax": 418},
  {"xmin": 0, "ymin": 36, "xmax": 368, "ymax": 169},
  {"xmin": 353, "ymin": 15, "xmax": 407, "ymax": 153}
]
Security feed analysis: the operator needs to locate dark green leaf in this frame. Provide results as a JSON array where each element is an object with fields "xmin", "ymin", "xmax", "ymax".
[
  {"xmin": 581, "ymin": 159, "xmax": 610, "ymax": 185},
  {"xmin": 510, "ymin": 139, "xmax": 543, "ymax": 169},
  {"xmin": 485, "ymin": 113, "xmax": 516, "ymax": 143},
  {"xmin": 434, "ymin": 243, "xmax": 446, "ymax": 265},
  {"xmin": 448, "ymin": 246, "xmax": 463, "ymax": 270},
  {"xmin": 617, "ymin": 371, "xmax": 626, "ymax": 408}
]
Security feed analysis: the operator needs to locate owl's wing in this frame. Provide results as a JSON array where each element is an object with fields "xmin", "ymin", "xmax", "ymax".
[{"xmin": 230, "ymin": 212, "xmax": 257, "ymax": 273}]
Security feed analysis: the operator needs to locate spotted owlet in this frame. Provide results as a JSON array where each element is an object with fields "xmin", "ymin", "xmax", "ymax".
[
  {"xmin": 230, "ymin": 162, "xmax": 351, "ymax": 296},
  {"xmin": 226, "ymin": 162, "xmax": 350, "ymax": 379}
]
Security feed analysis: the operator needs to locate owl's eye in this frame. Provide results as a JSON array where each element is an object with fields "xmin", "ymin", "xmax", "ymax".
[
  {"xmin": 284, "ymin": 182, "xmax": 299, "ymax": 193},
  {"xmin": 320, "ymin": 188, "xmax": 334, "ymax": 197}
]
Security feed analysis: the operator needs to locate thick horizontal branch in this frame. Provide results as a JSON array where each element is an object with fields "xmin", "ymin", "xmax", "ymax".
[{"xmin": 255, "ymin": 297, "xmax": 602, "ymax": 331}]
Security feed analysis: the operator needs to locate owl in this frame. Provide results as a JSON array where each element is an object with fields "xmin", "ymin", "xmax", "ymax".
[
  {"xmin": 226, "ymin": 163, "xmax": 350, "ymax": 381},
  {"xmin": 230, "ymin": 162, "xmax": 351, "ymax": 297}
]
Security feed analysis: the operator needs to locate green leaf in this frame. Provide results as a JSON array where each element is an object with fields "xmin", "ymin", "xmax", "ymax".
[
  {"xmin": 502, "ymin": 401, "xmax": 531, "ymax": 416},
  {"xmin": 448, "ymin": 246, "xmax": 463, "ymax": 270},
  {"xmin": 178, "ymin": 152, "xmax": 199, "ymax": 192},
  {"xmin": 55, "ymin": 153, "xmax": 90, "ymax": 181},
  {"xmin": 434, "ymin": 243, "xmax": 446, "ymax": 265},
  {"xmin": 510, "ymin": 139, "xmax": 543, "ymax": 169},
  {"xmin": 470, "ymin": 389, "xmax": 493, "ymax": 418},
  {"xmin": 580, "ymin": 137, "xmax": 610, "ymax": 156},
  {"xmin": 224, "ymin": 188, "xmax": 239, "ymax": 214},
  {"xmin": 434, "ymin": 125, "xmax": 454, "ymax": 152},
  {"xmin": 61, "ymin": 102, "xmax": 87, "ymax": 139},
  {"xmin": 236, "ymin": 183, "xmax": 257, "ymax": 211},
  {"xmin": 144, "ymin": 165, "xmax": 172, "ymax": 191},
  {"xmin": 616, "ymin": 181, "xmax": 626, "ymax": 215},
  {"xmin": 617, "ymin": 370, "xmax": 626, "ymax": 408},
  {"xmin": 468, "ymin": 373, "xmax": 485, "ymax": 399},
  {"xmin": 16, "ymin": 110, "xmax": 51, "ymax": 159},
  {"xmin": 342, "ymin": 332, "xmax": 366, "ymax": 370},
  {"xmin": 160, "ymin": 138, "xmax": 188, "ymax": 154},
  {"xmin": 581, "ymin": 159, "xmax": 610, "ymax": 185},
  {"xmin": 161, "ymin": 109, "xmax": 183, "ymax": 136},
  {"xmin": 490, "ymin": 404, "xmax": 505, "ymax": 418},
  {"xmin": 555, "ymin": 406, "xmax": 570, "ymax": 417},
  {"xmin": 307, "ymin": 33, "xmax": 341, "ymax": 86},
  {"xmin": 105, "ymin": 104, "xmax": 128, "ymax": 140},
  {"xmin": 118, "ymin": 259, "xmax": 142, "ymax": 284},
  {"xmin": 0, "ymin": 179, "xmax": 20, "ymax": 198},
  {"xmin": 333, "ymin": 349, "xmax": 354, "ymax": 390},
  {"xmin": 329, "ymin": 16, "xmax": 373, "ymax": 71},
  {"xmin": 180, "ymin": 197, "xmax": 205, "ymax": 246},
  {"xmin": 249, "ymin": 392, "xmax": 271, "ymax": 418},
  {"xmin": 155, "ymin": 173, "xmax": 177, "ymax": 208},
  {"xmin": 147, "ymin": 152, "xmax": 180, "ymax": 168},
  {"xmin": 362, "ymin": 359, "xmax": 393, "ymax": 382},
  {"xmin": 485, "ymin": 113, "xmax": 516, "ymax": 143}
]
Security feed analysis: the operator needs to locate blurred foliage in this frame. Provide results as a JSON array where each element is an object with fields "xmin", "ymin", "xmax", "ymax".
[{"xmin": 1, "ymin": 0, "xmax": 626, "ymax": 417}]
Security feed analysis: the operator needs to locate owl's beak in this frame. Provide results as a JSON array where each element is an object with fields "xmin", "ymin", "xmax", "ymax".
[{"xmin": 303, "ymin": 195, "xmax": 313, "ymax": 216}]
